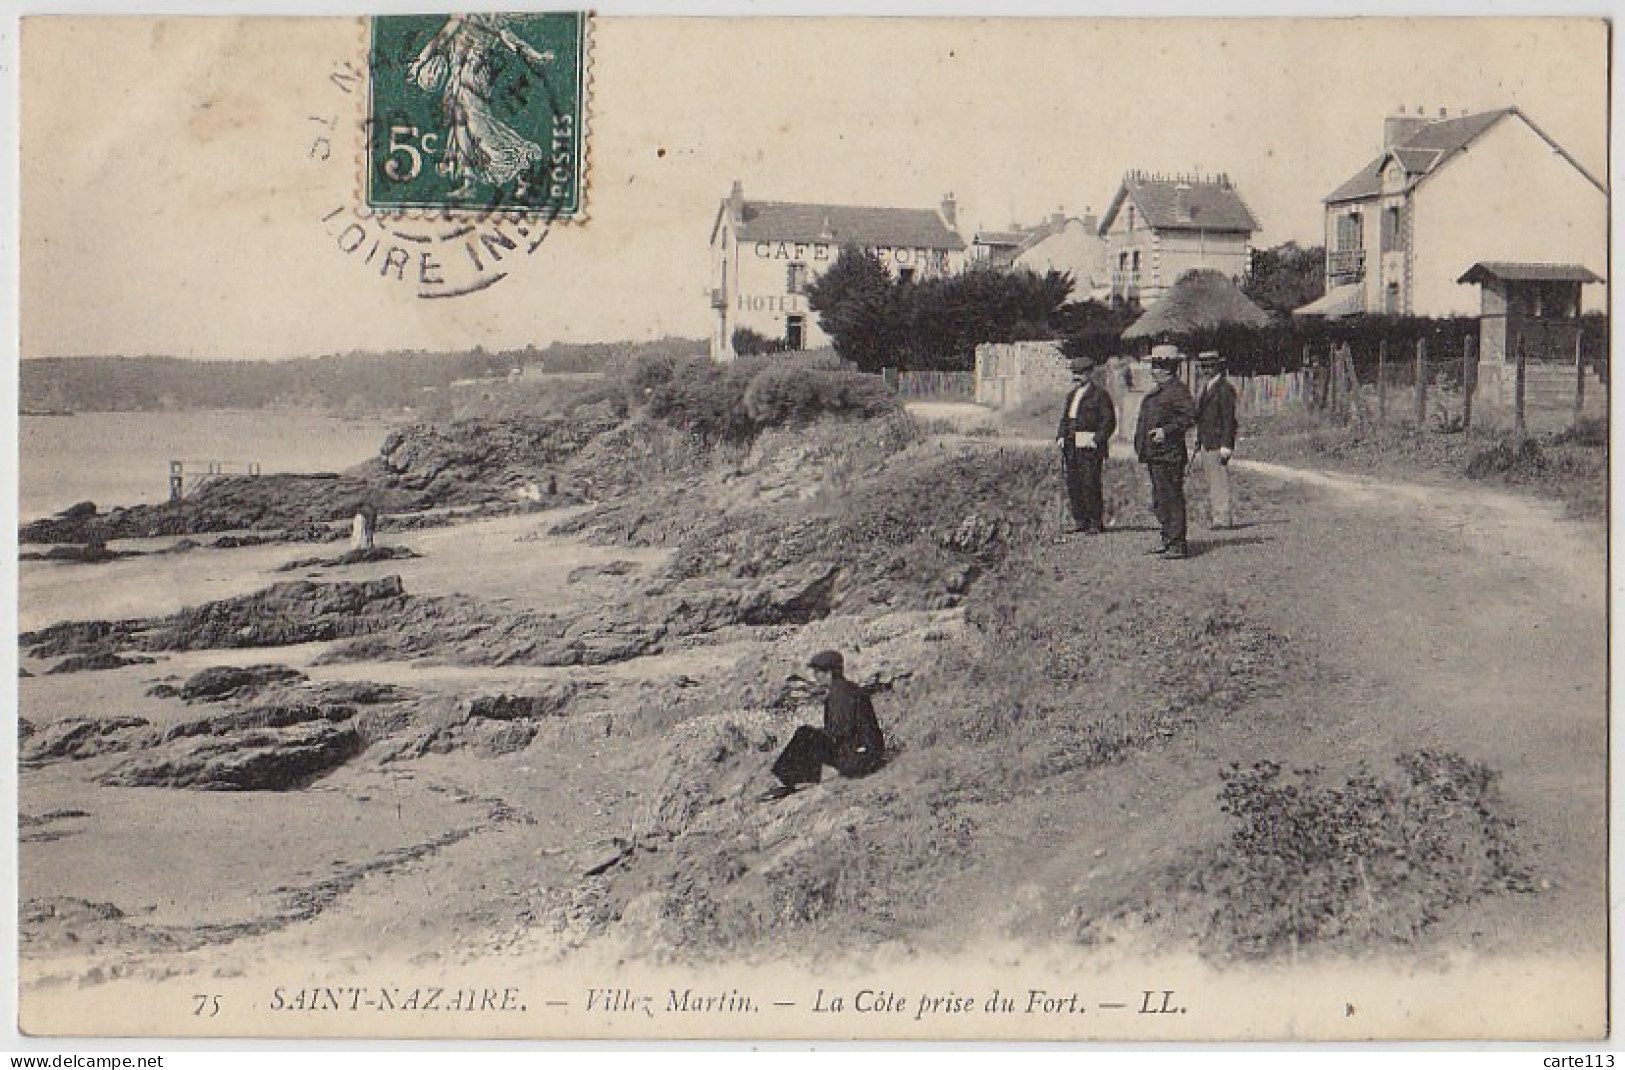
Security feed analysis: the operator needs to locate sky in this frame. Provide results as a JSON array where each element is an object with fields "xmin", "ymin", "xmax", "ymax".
[{"xmin": 16, "ymin": 14, "xmax": 1610, "ymax": 360}]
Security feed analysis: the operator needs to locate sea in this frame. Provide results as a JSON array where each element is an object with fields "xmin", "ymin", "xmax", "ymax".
[{"xmin": 17, "ymin": 409, "xmax": 396, "ymax": 523}]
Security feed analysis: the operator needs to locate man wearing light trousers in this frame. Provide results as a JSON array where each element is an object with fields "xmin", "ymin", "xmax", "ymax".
[{"xmin": 1193, "ymin": 351, "xmax": 1239, "ymax": 529}]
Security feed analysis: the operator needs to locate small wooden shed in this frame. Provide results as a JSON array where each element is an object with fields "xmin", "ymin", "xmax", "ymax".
[{"xmin": 1457, "ymin": 261, "xmax": 1602, "ymax": 367}]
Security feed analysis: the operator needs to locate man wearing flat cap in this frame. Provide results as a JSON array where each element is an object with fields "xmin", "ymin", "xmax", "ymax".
[
  {"xmin": 763, "ymin": 649, "xmax": 885, "ymax": 801},
  {"xmin": 1055, "ymin": 353, "xmax": 1118, "ymax": 535},
  {"xmin": 1193, "ymin": 351, "xmax": 1239, "ymax": 529},
  {"xmin": 1134, "ymin": 345, "xmax": 1198, "ymax": 559}
]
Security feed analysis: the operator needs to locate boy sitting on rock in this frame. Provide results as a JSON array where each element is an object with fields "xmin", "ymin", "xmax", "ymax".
[{"xmin": 760, "ymin": 649, "xmax": 885, "ymax": 802}]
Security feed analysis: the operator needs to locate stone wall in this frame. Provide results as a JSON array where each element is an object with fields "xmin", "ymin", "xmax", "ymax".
[{"xmin": 974, "ymin": 340, "xmax": 1071, "ymax": 409}]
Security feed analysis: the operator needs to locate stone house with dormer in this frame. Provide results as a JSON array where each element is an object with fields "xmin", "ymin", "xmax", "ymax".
[
  {"xmin": 1097, "ymin": 172, "xmax": 1260, "ymax": 307},
  {"xmin": 1306, "ymin": 107, "xmax": 1607, "ymax": 319}
]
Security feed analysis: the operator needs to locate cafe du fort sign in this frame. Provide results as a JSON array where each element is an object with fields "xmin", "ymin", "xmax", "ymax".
[{"xmin": 749, "ymin": 241, "xmax": 949, "ymax": 270}]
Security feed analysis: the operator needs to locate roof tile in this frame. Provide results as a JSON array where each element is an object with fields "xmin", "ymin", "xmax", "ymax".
[
  {"xmin": 1457, "ymin": 261, "xmax": 1604, "ymax": 285},
  {"xmin": 1107, "ymin": 175, "xmax": 1259, "ymax": 233},
  {"xmin": 734, "ymin": 200, "xmax": 965, "ymax": 250},
  {"xmin": 1325, "ymin": 109, "xmax": 1514, "ymax": 204}
]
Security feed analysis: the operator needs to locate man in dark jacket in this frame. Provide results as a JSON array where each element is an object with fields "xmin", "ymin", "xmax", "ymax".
[
  {"xmin": 763, "ymin": 650, "xmax": 885, "ymax": 801},
  {"xmin": 1193, "ymin": 351, "xmax": 1239, "ymax": 529},
  {"xmin": 1055, "ymin": 354, "xmax": 1118, "ymax": 534},
  {"xmin": 1134, "ymin": 348, "xmax": 1198, "ymax": 559}
]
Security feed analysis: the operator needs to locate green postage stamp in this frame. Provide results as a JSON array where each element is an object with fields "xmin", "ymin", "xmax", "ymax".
[{"xmin": 366, "ymin": 13, "xmax": 589, "ymax": 217}]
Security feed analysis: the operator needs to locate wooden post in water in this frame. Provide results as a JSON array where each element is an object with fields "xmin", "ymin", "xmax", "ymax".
[
  {"xmin": 1574, "ymin": 328, "xmax": 1586, "ymax": 429},
  {"xmin": 1513, "ymin": 333, "xmax": 1527, "ymax": 444},
  {"xmin": 1461, "ymin": 333, "xmax": 1476, "ymax": 433},
  {"xmin": 1414, "ymin": 337, "xmax": 1428, "ymax": 428},
  {"xmin": 1377, "ymin": 338, "xmax": 1388, "ymax": 423}
]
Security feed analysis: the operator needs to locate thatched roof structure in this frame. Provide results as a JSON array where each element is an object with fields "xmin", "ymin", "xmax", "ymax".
[{"xmin": 1123, "ymin": 270, "xmax": 1270, "ymax": 339}]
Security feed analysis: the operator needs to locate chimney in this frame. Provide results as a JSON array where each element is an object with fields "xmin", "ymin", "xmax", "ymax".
[
  {"xmin": 940, "ymin": 192, "xmax": 959, "ymax": 230},
  {"xmin": 728, "ymin": 179, "xmax": 744, "ymax": 219},
  {"xmin": 1383, "ymin": 112, "xmax": 1430, "ymax": 149},
  {"xmin": 1049, "ymin": 207, "xmax": 1066, "ymax": 226},
  {"xmin": 1175, "ymin": 179, "xmax": 1193, "ymax": 222}
]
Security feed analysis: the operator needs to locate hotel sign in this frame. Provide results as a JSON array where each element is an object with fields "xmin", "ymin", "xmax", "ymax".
[{"xmin": 739, "ymin": 294, "xmax": 808, "ymax": 312}]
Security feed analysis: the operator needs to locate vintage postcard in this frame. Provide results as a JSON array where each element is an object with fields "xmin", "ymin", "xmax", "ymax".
[{"xmin": 11, "ymin": 13, "xmax": 1610, "ymax": 1044}]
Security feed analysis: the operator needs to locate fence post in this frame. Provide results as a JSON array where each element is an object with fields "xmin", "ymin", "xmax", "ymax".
[
  {"xmin": 1340, "ymin": 343, "xmax": 1366, "ymax": 424},
  {"xmin": 1574, "ymin": 328, "xmax": 1586, "ymax": 429},
  {"xmin": 1377, "ymin": 338, "xmax": 1387, "ymax": 422},
  {"xmin": 1414, "ymin": 338, "xmax": 1428, "ymax": 428},
  {"xmin": 1461, "ymin": 333, "xmax": 1476, "ymax": 433},
  {"xmin": 1302, "ymin": 344, "xmax": 1314, "ymax": 410},
  {"xmin": 1327, "ymin": 343, "xmax": 1339, "ymax": 416},
  {"xmin": 1513, "ymin": 333, "xmax": 1527, "ymax": 444}
]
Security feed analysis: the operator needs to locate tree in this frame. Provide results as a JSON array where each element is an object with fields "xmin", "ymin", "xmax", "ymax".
[
  {"xmin": 805, "ymin": 246, "xmax": 905, "ymax": 372},
  {"xmin": 1243, "ymin": 241, "xmax": 1326, "ymax": 317},
  {"xmin": 900, "ymin": 266, "xmax": 1078, "ymax": 370}
]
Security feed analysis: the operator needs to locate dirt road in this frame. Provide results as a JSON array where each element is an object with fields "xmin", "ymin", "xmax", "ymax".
[{"xmin": 1225, "ymin": 459, "xmax": 1606, "ymax": 952}]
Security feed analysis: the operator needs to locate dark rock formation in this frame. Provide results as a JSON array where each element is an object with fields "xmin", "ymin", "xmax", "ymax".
[
  {"xmin": 376, "ymin": 684, "xmax": 589, "ymax": 760},
  {"xmin": 20, "ymin": 416, "xmax": 614, "ymax": 545},
  {"xmin": 20, "ymin": 576, "xmax": 411, "ymax": 660},
  {"xmin": 100, "ymin": 720, "xmax": 362, "ymax": 790},
  {"xmin": 276, "ymin": 545, "xmax": 421, "ymax": 572},
  {"xmin": 150, "ymin": 577, "xmax": 410, "ymax": 650},
  {"xmin": 178, "ymin": 664, "xmax": 309, "ymax": 703},
  {"xmin": 160, "ymin": 702, "xmax": 354, "ymax": 744},
  {"xmin": 377, "ymin": 417, "xmax": 613, "ymax": 505},
  {"xmin": 18, "ymin": 474, "xmax": 378, "ymax": 544},
  {"xmin": 22, "ymin": 716, "xmax": 151, "ymax": 763},
  {"xmin": 19, "ymin": 542, "xmax": 129, "ymax": 564},
  {"xmin": 45, "ymin": 653, "xmax": 157, "ymax": 675}
]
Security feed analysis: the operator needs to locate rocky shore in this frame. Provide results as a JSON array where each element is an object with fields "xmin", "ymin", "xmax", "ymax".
[
  {"xmin": 19, "ymin": 416, "xmax": 613, "ymax": 545},
  {"xmin": 18, "ymin": 400, "xmax": 1590, "ymax": 1002}
]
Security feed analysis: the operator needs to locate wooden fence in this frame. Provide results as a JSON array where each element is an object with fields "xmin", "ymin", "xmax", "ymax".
[
  {"xmin": 1252, "ymin": 336, "xmax": 1605, "ymax": 436},
  {"xmin": 882, "ymin": 369, "xmax": 975, "ymax": 400},
  {"xmin": 1233, "ymin": 371, "xmax": 1312, "ymax": 417}
]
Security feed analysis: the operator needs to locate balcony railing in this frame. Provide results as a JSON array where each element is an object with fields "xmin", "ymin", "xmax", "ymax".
[{"xmin": 1327, "ymin": 247, "xmax": 1365, "ymax": 282}]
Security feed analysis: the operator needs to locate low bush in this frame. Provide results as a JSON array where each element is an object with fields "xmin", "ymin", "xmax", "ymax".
[
  {"xmin": 644, "ymin": 357, "xmax": 757, "ymax": 445},
  {"xmin": 744, "ymin": 366, "xmax": 899, "ymax": 427},
  {"xmin": 635, "ymin": 352, "xmax": 899, "ymax": 446},
  {"xmin": 731, "ymin": 327, "xmax": 788, "ymax": 356},
  {"xmin": 1177, "ymin": 753, "xmax": 1531, "ymax": 958}
]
